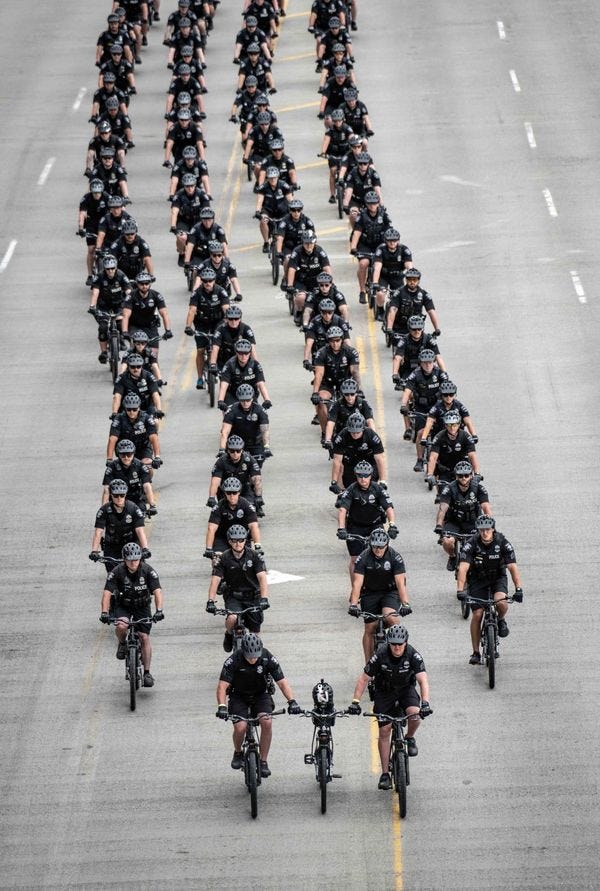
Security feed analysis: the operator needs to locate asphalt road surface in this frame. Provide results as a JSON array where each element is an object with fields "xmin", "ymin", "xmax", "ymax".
[{"xmin": 1, "ymin": 1, "xmax": 599, "ymax": 889}]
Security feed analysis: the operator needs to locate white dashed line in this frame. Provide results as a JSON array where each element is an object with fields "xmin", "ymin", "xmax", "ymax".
[
  {"xmin": 37, "ymin": 158, "xmax": 56, "ymax": 186},
  {"xmin": 570, "ymin": 270, "xmax": 586, "ymax": 304},
  {"xmin": 72, "ymin": 87, "xmax": 87, "ymax": 111},
  {"xmin": 0, "ymin": 240, "xmax": 17, "ymax": 273},
  {"xmin": 497, "ymin": 21, "xmax": 506, "ymax": 39},
  {"xmin": 524, "ymin": 122, "xmax": 537, "ymax": 148},
  {"xmin": 509, "ymin": 70, "xmax": 521, "ymax": 92},
  {"xmin": 542, "ymin": 189, "xmax": 558, "ymax": 217}
]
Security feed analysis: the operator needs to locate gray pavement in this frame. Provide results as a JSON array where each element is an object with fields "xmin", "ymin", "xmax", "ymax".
[{"xmin": 0, "ymin": 1, "xmax": 599, "ymax": 889}]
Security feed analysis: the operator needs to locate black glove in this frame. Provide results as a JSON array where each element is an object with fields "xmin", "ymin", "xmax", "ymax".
[
  {"xmin": 347, "ymin": 700, "xmax": 361, "ymax": 715},
  {"xmin": 215, "ymin": 448, "xmax": 226, "ymax": 458},
  {"xmin": 307, "ymin": 25, "xmax": 315, "ymax": 33},
  {"xmin": 379, "ymin": 480, "xmax": 388, "ymax": 491},
  {"xmin": 420, "ymin": 438, "xmax": 428, "ymax": 446},
  {"xmin": 419, "ymin": 701, "xmax": 433, "ymax": 719},
  {"xmin": 342, "ymin": 205, "xmax": 350, "ymax": 214},
  {"xmin": 151, "ymin": 456, "xmax": 163, "ymax": 468},
  {"xmin": 253, "ymin": 542, "xmax": 264, "ymax": 555},
  {"xmin": 388, "ymin": 524, "xmax": 398, "ymax": 539},
  {"xmin": 229, "ymin": 114, "xmax": 238, "ymax": 123},
  {"xmin": 329, "ymin": 481, "xmax": 341, "ymax": 494},
  {"xmin": 400, "ymin": 405, "xmax": 409, "ymax": 416},
  {"xmin": 208, "ymin": 363, "xmax": 218, "ymax": 374},
  {"xmin": 456, "ymin": 590, "xmax": 465, "ymax": 601},
  {"xmin": 147, "ymin": 504, "xmax": 158, "ymax": 517},
  {"xmin": 287, "ymin": 699, "xmax": 302, "ymax": 715},
  {"xmin": 366, "ymin": 129, "xmax": 375, "ymax": 137},
  {"xmin": 205, "ymin": 599, "xmax": 217, "ymax": 614},
  {"xmin": 77, "ymin": 227, "xmax": 86, "ymax": 238},
  {"xmin": 253, "ymin": 210, "xmax": 262, "ymax": 220},
  {"xmin": 434, "ymin": 525, "xmax": 443, "ymax": 535},
  {"xmin": 106, "ymin": 458, "xmax": 113, "ymax": 467},
  {"xmin": 317, "ymin": 111, "xmax": 325, "ymax": 120},
  {"xmin": 232, "ymin": 57, "xmax": 240, "ymax": 64},
  {"xmin": 348, "ymin": 603, "xmax": 361, "ymax": 618},
  {"xmin": 163, "ymin": 329, "xmax": 173, "ymax": 340},
  {"xmin": 216, "ymin": 705, "xmax": 228, "ymax": 720},
  {"xmin": 259, "ymin": 597, "xmax": 270, "ymax": 611},
  {"xmin": 184, "ymin": 326, "xmax": 194, "ymax": 336},
  {"xmin": 310, "ymin": 392, "xmax": 321, "ymax": 405},
  {"xmin": 349, "ymin": 248, "xmax": 357, "ymax": 256},
  {"xmin": 322, "ymin": 439, "xmax": 332, "ymax": 451},
  {"xmin": 513, "ymin": 587, "xmax": 524, "ymax": 603},
  {"xmin": 262, "ymin": 400, "xmax": 272, "ymax": 409},
  {"xmin": 152, "ymin": 609, "xmax": 164, "ymax": 622},
  {"xmin": 89, "ymin": 551, "xmax": 101, "ymax": 562},
  {"xmin": 217, "ymin": 400, "xmax": 227, "ymax": 412},
  {"xmin": 167, "ymin": 62, "xmax": 174, "ymax": 70},
  {"xmin": 206, "ymin": 496, "xmax": 217, "ymax": 508},
  {"xmin": 234, "ymin": 292, "xmax": 243, "ymax": 302},
  {"xmin": 392, "ymin": 373, "xmax": 401, "ymax": 385},
  {"xmin": 471, "ymin": 434, "xmax": 479, "ymax": 444},
  {"xmin": 336, "ymin": 528, "xmax": 348, "ymax": 540},
  {"xmin": 88, "ymin": 115, "xmax": 99, "ymax": 124},
  {"xmin": 303, "ymin": 359, "xmax": 313, "ymax": 371},
  {"xmin": 87, "ymin": 306, "xmax": 97, "ymax": 316},
  {"xmin": 154, "ymin": 410, "xmax": 165, "ymax": 420},
  {"xmin": 399, "ymin": 604, "xmax": 412, "ymax": 617},
  {"xmin": 169, "ymin": 225, "xmax": 177, "ymax": 234},
  {"xmin": 433, "ymin": 328, "xmax": 441, "ymax": 336},
  {"xmin": 162, "ymin": 160, "xmax": 172, "ymax": 168},
  {"xmin": 141, "ymin": 548, "xmax": 151, "ymax": 559},
  {"xmin": 99, "ymin": 612, "xmax": 110, "ymax": 624},
  {"xmin": 262, "ymin": 448, "xmax": 272, "ymax": 458},
  {"xmin": 203, "ymin": 548, "xmax": 214, "ymax": 559},
  {"xmin": 425, "ymin": 475, "xmax": 436, "ymax": 486}
]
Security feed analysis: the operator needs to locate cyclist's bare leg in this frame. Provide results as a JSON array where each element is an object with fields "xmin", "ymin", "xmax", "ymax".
[
  {"xmin": 377, "ymin": 722, "xmax": 392, "ymax": 772},
  {"xmin": 362, "ymin": 620, "xmax": 377, "ymax": 661},
  {"xmin": 470, "ymin": 607, "xmax": 484, "ymax": 653},
  {"xmin": 139, "ymin": 631, "xmax": 152, "ymax": 671},
  {"xmin": 383, "ymin": 606, "xmax": 400, "ymax": 627},
  {"xmin": 258, "ymin": 713, "xmax": 273, "ymax": 761},
  {"xmin": 357, "ymin": 258, "xmax": 369, "ymax": 293},
  {"xmin": 233, "ymin": 720, "xmax": 247, "ymax": 751},
  {"xmin": 405, "ymin": 705, "xmax": 421, "ymax": 738}
]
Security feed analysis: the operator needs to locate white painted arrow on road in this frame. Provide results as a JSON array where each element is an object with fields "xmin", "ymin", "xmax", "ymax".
[{"xmin": 267, "ymin": 570, "xmax": 304, "ymax": 585}]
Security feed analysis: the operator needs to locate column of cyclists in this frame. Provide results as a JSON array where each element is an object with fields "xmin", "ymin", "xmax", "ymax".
[{"xmin": 81, "ymin": 0, "xmax": 524, "ymax": 804}]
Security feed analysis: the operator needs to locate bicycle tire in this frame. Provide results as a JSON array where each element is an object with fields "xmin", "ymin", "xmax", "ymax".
[
  {"xmin": 318, "ymin": 746, "xmax": 329, "ymax": 814},
  {"xmin": 128, "ymin": 645, "xmax": 137, "ymax": 711},
  {"xmin": 270, "ymin": 245, "xmax": 279, "ymax": 286},
  {"xmin": 110, "ymin": 332, "xmax": 120, "ymax": 383},
  {"xmin": 246, "ymin": 159, "xmax": 252, "ymax": 182},
  {"xmin": 486, "ymin": 623, "xmax": 496, "ymax": 689},
  {"xmin": 404, "ymin": 749, "xmax": 411, "ymax": 786},
  {"xmin": 246, "ymin": 750, "xmax": 259, "ymax": 818},
  {"xmin": 207, "ymin": 369, "xmax": 216, "ymax": 407},
  {"xmin": 336, "ymin": 183, "xmax": 343, "ymax": 220},
  {"xmin": 287, "ymin": 292, "xmax": 294, "ymax": 315},
  {"xmin": 461, "ymin": 598, "xmax": 470, "ymax": 620},
  {"xmin": 393, "ymin": 751, "xmax": 407, "ymax": 818}
]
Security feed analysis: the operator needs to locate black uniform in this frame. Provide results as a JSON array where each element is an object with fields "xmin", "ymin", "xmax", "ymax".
[
  {"xmin": 340, "ymin": 99, "xmax": 369, "ymax": 136},
  {"xmin": 172, "ymin": 186, "xmax": 210, "ymax": 229},
  {"xmin": 170, "ymin": 158, "xmax": 209, "ymax": 192},
  {"xmin": 79, "ymin": 192, "xmax": 109, "ymax": 242},
  {"xmin": 427, "ymin": 397, "xmax": 470, "ymax": 437},
  {"xmin": 333, "ymin": 427, "xmax": 384, "ymax": 486},
  {"xmin": 238, "ymin": 58, "xmax": 272, "ymax": 92},
  {"xmin": 170, "ymin": 30, "xmax": 204, "ymax": 63},
  {"xmin": 323, "ymin": 122, "xmax": 353, "ymax": 161},
  {"xmin": 93, "ymin": 87, "xmax": 128, "ymax": 116},
  {"xmin": 388, "ymin": 283, "xmax": 435, "ymax": 338},
  {"xmin": 459, "ymin": 532, "xmax": 517, "ymax": 598},
  {"xmin": 109, "ymin": 234, "xmax": 151, "ymax": 279},
  {"xmin": 339, "ymin": 481, "xmax": 393, "ymax": 555},
  {"xmin": 189, "ymin": 284, "xmax": 229, "ymax": 347},
  {"xmin": 320, "ymin": 27, "xmax": 351, "ymax": 61},
  {"xmin": 97, "ymin": 27, "xmax": 133, "ymax": 64},
  {"xmin": 364, "ymin": 644, "xmax": 425, "ymax": 722},
  {"xmin": 212, "ymin": 320, "xmax": 256, "ymax": 367},
  {"xmin": 122, "ymin": 287, "xmax": 166, "ymax": 345},
  {"xmin": 246, "ymin": 123, "xmax": 282, "ymax": 160},
  {"xmin": 98, "ymin": 210, "xmax": 132, "ymax": 245},
  {"xmin": 199, "ymin": 257, "xmax": 238, "ymax": 293},
  {"xmin": 99, "ymin": 59, "xmax": 134, "ymax": 95},
  {"xmin": 222, "ymin": 400, "xmax": 269, "ymax": 453},
  {"xmin": 89, "ymin": 161, "xmax": 127, "ymax": 197},
  {"xmin": 439, "ymin": 480, "xmax": 489, "ymax": 535},
  {"xmin": 211, "ymin": 451, "xmax": 261, "ymax": 499},
  {"xmin": 103, "ymin": 457, "xmax": 152, "ymax": 508},
  {"xmin": 354, "ymin": 545, "xmax": 405, "ymax": 621},
  {"xmin": 314, "ymin": 343, "xmax": 359, "ymax": 392},
  {"xmin": 305, "ymin": 312, "xmax": 350, "ymax": 354},
  {"xmin": 167, "ymin": 122, "xmax": 204, "ymax": 162},
  {"xmin": 276, "ymin": 212, "xmax": 315, "ymax": 253},
  {"xmin": 118, "ymin": 0, "xmax": 146, "ymax": 24},
  {"xmin": 430, "ymin": 429, "xmax": 476, "ymax": 481},
  {"xmin": 93, "ymin": 269, "xmax": 131, "ymax": 340},
  {"xmin": 259, "ymin": 152, "xmax": 296, "ymax": 189},
  {"xmin": 105, "ymin": 562, "xmax": 161, "ymax": 630},
  {"xmin": 311, "ymin": 0, "xmax": 347, "ymax": 32},
  {"xmin": 403, "ymin": 366, "xmax": 444, "ymax": 425},
  {"xmin": 168, "ymin": 75, "xmax": 204, "ymax": 106},
  {"xmin": 305, "ymin": 284, "xmax": 347, "ymax": 319},
  {"xmin": 88, "ymin": 134, "xmax": 125, "ymax": 166},
  {"xmin": 344, "ymin": 166, "xmax": 382, "ymax": 207},
  {"xmin": 98, "ymin": 108, "xmax": 131, "ymax": 140},
  {"xmin": 109, "ymin": 410, "xmax": 158, "ymax": 460},
  {"xmin": 288, "ymin": 245, "xmax": 330, "ymax": 290},
  {"xmin": 219, "ymin": 357, "xmax": 266, "ymax": 404},
  {"xmin": 113, "ymin": 369, "xmax": 159, "ymax": 413},
  {"xmin": 322, "ymin": 78, "xmax": 354, "ymax": 115},
  {"xmin": 328, "ymin": 394, "xmax": 374, "ymax": 433},
  {"xmin": 220, "ymin": 647, "xmax": 284, "ymax": 717},
  {"xmin": 257, "ymin": 180, "xmax": 291, "ymax": 219},
  {"xmin": 94, "ymin": 500, "xmax": 145, "ymax": 562},
  {"xmin": 353, "ymin": 207, "xmax": 393, "ymax": 253},
  {"xmin": 187, "ymin": 221, "xmax": 227, "ymax": 262},
  {"xmin": 212, "ymin": 546, "xmax": 267, "ymax": 632},
  {"xmin": 209, "ymin": 496, "xmax": 258, "ymax": 550},
  {"xmin": 235, "ymin": 25, "xmax": 269, "ymax": 59},
  {"xmin": 393, "ymin": 332, "xmax": 440, "ymax": 373},
  {"xmin": 245, "ymin": 0, "xmax": 277, "ymax": 34}
]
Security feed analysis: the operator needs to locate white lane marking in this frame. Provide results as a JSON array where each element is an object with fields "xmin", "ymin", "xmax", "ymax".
[
  {"xmin": 497, "ymin": 21, "xmax": 506, "ymax": 39},
  {"xmin": 440, "ymin": 174, "xmax": 483, "ymax": 188},
  {"xmin": 37, "ymin": 157, "xmax": 56, "ymax": 186},
  {"xmin": 570, "ymin": 270, "xmax": 586, "ymax": 303},
  {"xmin": 509, "ymin": 70, "xmax": 521, "ymax": 92},
  {"xmin": 542, "ymin": 188, "xmax": 558, "ymax": 217},
  {"xmin": 266, "ymin": 570, "xmax": 304, "ymax": 585},
  {"xmin": 524, "ymin": 122, "xmax": 537, "ymax": 148},
  {"xmin": 420, "ymin": 240, "xmax": 476, "ymax": 254},
  {"xmin": 0, "ymin": 240, "xmax": 17, "ymax": 273},
  {"xmin": 72, "ymin": 87, "xmax": 87, "ymax": 111}
]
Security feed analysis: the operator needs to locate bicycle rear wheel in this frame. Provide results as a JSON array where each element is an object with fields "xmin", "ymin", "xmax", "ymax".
[
  {"xmin": 393, "ymin": 751, "xmax": 407, "ymax": 818},
  {"xmin": 246, "ymin": 159, "xmax": 252, "ymax": 182},
  {"xmin": 246, "ymin": 750, "xmax": 259, "ymax": 818},
  {"xmin": 318, "ymin": 747, "xmax": 329, "ymax": 814},
  {"xmin": 486, "ymin": 624, "xmax": 496, "ymax": 689},
  {"xmin": 109, "ymin": 331, "xmax": 120, "ymax": 383},
  {"xmin": 207, "ymin": 368, "xmax": 216, "ymax": 407},
  {"xmin": 128, "ymin": 646, "xmax": 137, "ymax": 711},
  {"xmin": 336, "ymin": 182, "xmax": 343, "ymax": 219},
  {"xmin": 270, "ymin": 244, "xmax": 279, "ymax": 286}
]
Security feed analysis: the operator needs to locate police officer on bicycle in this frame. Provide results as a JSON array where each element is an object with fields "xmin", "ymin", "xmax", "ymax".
[{"xmin": 434, "ymin": 461, "xmax": 491, "ymax": 571}]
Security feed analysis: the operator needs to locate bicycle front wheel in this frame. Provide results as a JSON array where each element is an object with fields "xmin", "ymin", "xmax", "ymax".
[
  {"xmin": 128, "ymin": 646, "xmax": 137, "ymax": 711},
  {"xmin": 318, "ymin": 747, "xmax": 329, "ymax": 814},
  {"xmin": 393, "ymin": 751, "xmax": 407, "ymax": 818},
  {"xmin": 110, "ymin": 332, "xmax": 120, "ymax": 383},
  {"xmin": 246, "ymin": 750, "xmax": 259, "ymax": 818},
  {"xmin": 270, "ymin": 245, "xmax": 279, "ymax": 286},
  {"xmin": 336, "ymin": 183, "xmax": 343, "ymax": 219},
  {"xmin": 207, "ymin": 370, "xmax": 216, "ymax": 407},
  {"xmin": 486, "ymin": 624, "xmax": 496, "ymax": 689}
]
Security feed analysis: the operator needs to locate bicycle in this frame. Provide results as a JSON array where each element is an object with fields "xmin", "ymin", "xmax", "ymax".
[
  {"xmin": 460, "ymin": 592, "xmax": 520, "ymax": 689},
  {"xmin": 108, "ymin": 615, "xmax": 156, "ymax": 711},
  {"xmin": 186, "ymin": 329, "xmax": 218, "ymax": 406},
  {"xmin": 258, "ymin": 214, "xmax": 284, "ymax": 285},
  {"xmin": 354, "ymin": 609, "xmax": 402, "ymax": 699},
  {"xmin": 364, "ymin": 711, "xmax": 411, "ymax": 818},
  {"xmin": 438, "ymin": 530, "xmax": 475, "ymax": 619},
  {"xmin": 223, "ymin": 709, "xmax": 286, "ymax": 818},
  {"xmin": 355, "ymin": 251, "xmax": 376, "ymax": 308},
  {"xmin": 319, "ymin": 154, "xmax": 344, "ymax": 218},
  {"xmin": 297, "ymin": 708, "xmax": 351, "ymax": 814},
  {"xmin": 211, "ymin": 602, "xmax": 270, "ymax": 653},
  {"xmin": 94, "ymin": 309, "xmax": 124, "ymax": 383}
]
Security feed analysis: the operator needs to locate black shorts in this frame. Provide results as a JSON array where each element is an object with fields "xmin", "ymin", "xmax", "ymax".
[
  {"xmin": 114, "ymin": 603, "xmax": 152, "ymax": 634},
  {"xmin": 228, "ymin": 691, "xmax": 273, "ymax": 722},
  {"xmin": 467, "ymin": 574, "xmax": 508, "ymax": 607},
  {"xmin": 194, "ymin": 328, "xmax": 215, "ymax": 349},
  {"xmin": 86, "ymin": 232, "xmax": 98, "ymax": 246},
  {"xmin": 175, "ymin": 221, "xmax": 192, "ymax": 234},
  {"xmin": 442, "ymin": 521, "xmax": 476, "ymax": 537},
  {"xmin": 373, "ymin": 687, "xmax": 420, "ymax": 725},
  {"xmin": 359, "ymin": 590, "xmax": 400, "ymax": 623},
  {"xmin": 223, "ymin": 595, "xmax": 264, "ymax": 632},
  {"xmin": 346, "ymin": 525, "xmax": 374, "ymax": 557}
]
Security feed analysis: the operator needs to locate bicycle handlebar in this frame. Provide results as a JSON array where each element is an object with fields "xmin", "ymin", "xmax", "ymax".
[
  {"xmin": 226, "ymin": 708, "xmax": 286, "ymax": 723},
  {"xmin": 463, "ymin": 594, "xmax": 516, "ymax": 606},
  {"xmin": 107, "ymin": 616, "xmax": 154, "ymax": 627},
  {"xmin": 363, "ymin": 712, "xmax": 409, "ymax": 724},
  {"xmin": 359, "ymin": 610, "xmax": 400, "ymax": 621},
  {"xmin": 213, "ymin": 604, "xmax": 269, "ymax": 616},
  {"xmin": 298, "ymin": 710, "xmax": 351, "ymax": 719},
  {"xmin": 97, "ymin": 555, "xmax": 121, "ymax": 565}
]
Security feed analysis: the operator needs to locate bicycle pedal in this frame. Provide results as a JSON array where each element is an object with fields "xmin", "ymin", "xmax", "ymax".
[
  {"xmin": 331, "ymin": 773, "xmax": 342, "ymax": 779},
  {"xmin": 304, "ymin": 754, "xmax": 314, "ymax": 765}
]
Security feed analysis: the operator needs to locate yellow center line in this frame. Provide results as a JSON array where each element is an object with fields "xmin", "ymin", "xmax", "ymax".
[
  {"xmin": 277, "ymin": 50, "xmax": 314, "ymax": 62},
  {"xmin": 281, "ymin": 9, "xmax": 310, "ymax": 19},
  {"xmin": 215, "ymin": 133, "xmax": 241, "ymax": 223},
  {"xmin": 318, "ymin": 224, "xmax": 348, "ymax": 236},
  {"xmin": 356, "ymin": 335, "xmax": 367, "ymax": 375},
  {"xmin": 275, "ymin": 100, "xmax": 320, "ymax": 113},
  {"xmin": 296, "ymin": 159, "xmax": 327, "ymax": 171},
  {"xmin": 180, "ymin": 349, "xmax": 197, "ymax": 391}
]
